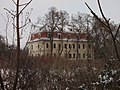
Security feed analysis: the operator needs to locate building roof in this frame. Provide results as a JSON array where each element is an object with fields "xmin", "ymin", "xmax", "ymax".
[{"xmin": 28, "ymin": 30, "xmax": 93, "ymax": 43}]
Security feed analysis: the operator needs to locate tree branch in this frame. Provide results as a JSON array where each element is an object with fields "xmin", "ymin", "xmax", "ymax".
[
  {"xmin": 85, "ymin": 1, "xmax": 120, "ymax": 61},
  {"xmin": 97, "ymin": 0, "xmax": 108, "ymax": 23},
  {"xmin": 19, "ymin": 22, "xmax": 29, "ymax": 29},
  {"xmin": 19, "ymin": 2, "xmax": 31, "ymax": 6},
  {"xmin": 19, "ymin": 0, "xmax": 32, "ymax": 15},
  {"xmin": 4, "ymin": 8, "xmax": 15, "ymax": 17},
  {"xmin": 85, "ymin": 2, "xmax": 109, "ymax": 31},
  {"xmin": 115, "ymin": 24, "xmax": 120, "ymax": 38},
  {"xmin": 12, "ymin": 0, "xmax": 17, "ymax": 6}
]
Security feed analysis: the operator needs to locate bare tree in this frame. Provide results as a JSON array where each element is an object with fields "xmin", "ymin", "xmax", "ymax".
[
  {"xmin": 37, "ymin": 7, "xmax": 69, "ymax": 57},
  {"xmin": 56, "ymin": 10, "xmax": 69, "ymax": 56},
  {"xmin": 85, "ymin": 0, "xmax": 120, "ymax": 61},
  {"xmin": 43, "ymin": 7, "xmax": 59, "ymax": 56},
  {"xmin": 70, "ymin": 13, "xmax": 93, "ymax": 60},
  {"xmin": 0, "ymin": 0, "xmax": 32, "ymax": 90},
  {"xmin": 85, "ymin": 0, "xmax": 120, "ymax": 89}
]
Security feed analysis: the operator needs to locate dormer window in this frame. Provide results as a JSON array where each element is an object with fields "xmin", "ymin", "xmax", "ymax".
[
  {"xmin": 85, "ymin": 35, "xmax": 89, "ymax": 40},
  {"xmin": 38, "ymin": 33, "xmax": 41, "ymax": 38},
  {"xmin": 57, "ymin": 33, "xmax": 61, "ymax": 39},
  {"xmin": 67, "ymin": 34, "xmax": 71, "ymax": 39},
  {"xmin": 47, "ymin": 33, "xmax": 51, "ymax": 38},
  {"xmin": 31, "ymin": 35, "xmax": 34, "ymax": 40},
  {"xmin": 77, "ymin": 35, "xmax": 80, "ymax": 40},
  {"xmin": 46, "ymin": 43, "xmax": 49, "ymax": 48}
]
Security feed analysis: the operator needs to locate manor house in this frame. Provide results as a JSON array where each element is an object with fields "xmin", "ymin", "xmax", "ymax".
[{"xmin": 27, "ymin": 30, "xmax": 94, "ymax": 60}]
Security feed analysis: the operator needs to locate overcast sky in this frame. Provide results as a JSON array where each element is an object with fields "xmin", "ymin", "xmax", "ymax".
[{"xmin": 0, "ymin": 0, "xmax": 120, "ymax": 47}]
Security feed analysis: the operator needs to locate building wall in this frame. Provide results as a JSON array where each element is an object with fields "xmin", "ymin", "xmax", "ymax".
[{"xmin": 28, "ymin": 40, "xmax": 94, "ymax": 60}]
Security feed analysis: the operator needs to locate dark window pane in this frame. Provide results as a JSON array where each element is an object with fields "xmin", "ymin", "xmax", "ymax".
[
  {"xmin": 69, "ymin": 44, "xmax": 71, "ymax": 49},
  {"xmin": 73, "ymin": 44, "xmax": 75, "ymax": 49},
  {"xmin": 69, "ymin": 54, "xmax": 71, "ymax": 58},
  {"xmin": 46, "ymin": 43, "xmax": 49, "ymax": 48},
  {"xmin": 83, "ymin": 44, "xmax": 85, "ymax": 49},
  {"xmin": 83, "ymin": 54, "xmax": 85, "ymax": 58},
  {"xmin": 78, "ymin": 44, "xmax": 80, "ymax": 49},
  {"xmin": 73, "ymin": 53, "xmax": 75, "ymax": 58},
  {"xmin": 64, "ymin": 44, "xmax": 67, "ymax": 48},
  {"xmin": 54, "ymin": 43, "xmax": 56, "ymax": 48}
]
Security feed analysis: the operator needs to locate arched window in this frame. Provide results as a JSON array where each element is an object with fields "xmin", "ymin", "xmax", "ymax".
[
  {"xmin": 57, "ymin": 33, "xmax": 61, "ymax": 39},
  {"xmin": 73, "ymin": 44, "xmax": 75, "ymax": 49},
  {"xmin": 58, "ymin": 43, "xmax": 61, "ymax": 50},
  {"xmin": 83, "ymin": 44, "xmax": 85, "ymax": 49},
  {"xmin": 83, "ymin": 53, "xmax": 85, "ymax": 58},
  {"xmin": 64, "ymin": 44, "xmax": 67, "ymax": 48},
  {"xmin": 46, "ymin": 43, "xmax": 49, "ymax": 48},
  {"xmin": 78, "ymin": 44, "xmax": 80, "ymax": 49},
  {"xmin": 69, "ymin": 44, "xmax": 71, "ymax": 49},
  {"xmin": 73, "ymin": 53, "xmax": 75, "ymax": 58},
  {"xmin": 54, "ymin": 43, "xmax": 56, "ymax": 48},
  {"xmin": 88, "ymin": 44, "xmax": 91, "ymax": 49}
]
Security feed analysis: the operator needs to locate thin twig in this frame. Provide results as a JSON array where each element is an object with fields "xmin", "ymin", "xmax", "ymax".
[
  {"xmin": 97, "ymin": 0, "xmax": 108, "ymax": 23},
  {"xmin": 19, "ymin": 22, "xmax": 29, "ymax": 29},
  {"xmin": 4, "ymin": 8, "xmax": 15, "ymax": 17},
  {"xmin": 85, "ymin": 1, "xmax": 120, "ymax": 61},
  {"xmin": 85, "ymin": 2, "xmax": 109, "ymax": 30},
  {"xmin": 19, "ymin": 0, "xmax": 32, "ymax": 15},
  {"xmin": 19, "ymin": 2, "xmax": 31, "ymax": 6},
  {"xmin": 12, "ymin": 0, "xmax": 17, "ymax": 6},
  {"xmin": 115, "ymin": 24, "xmax": 120, "ymax": 38}
]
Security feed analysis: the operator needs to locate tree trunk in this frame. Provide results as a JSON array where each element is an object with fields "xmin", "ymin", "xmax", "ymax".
[{"xmin": 13, "ymin": 0, "xmax": 20, "ymax": 90}]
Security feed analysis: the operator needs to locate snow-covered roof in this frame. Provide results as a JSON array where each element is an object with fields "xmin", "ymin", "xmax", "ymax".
[{"xmin": 28, "ymin": 37, "xmax": 88, "ymax": 43}]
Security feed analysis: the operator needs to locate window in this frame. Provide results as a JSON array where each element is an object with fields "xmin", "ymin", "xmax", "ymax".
[
  {"xmin": 89, "ymin": 53, "xmax": 92, "ymax": 58},
  {"xmin": 31, "ymin": 45, "xmax": 33, "ymax": 50},
  {"xmin": 78, "ymin": 53, "xmax": 81, "ymax": 58},
  {"xmin": 77, "ymin": 35, "xmax": 80, "ymax": 39},
  {"xmin": 31, "ymin": 35, "xmax": 34, "ymax": 40},
  {"xmin": 83, "ymin": 44, "xmax": 85, "ymax": 49},
  {"xmin": 58, "ymin": 43, "xmax": 61, "ymax": 50},
  {"xmin": 64, "ymin": 53, "xmax": 67, "ymax": 58},
  {"xmin": 73, "ymin": 44, "xmax": 75, "ymax": 49},
  {"xmin": 58, "ymin": 33, "xmax": 61, "ymax": 39},
  {"xmin": 69, "ymin": 54, "xmax": 72, "ymax": 58},
  {"xmin": 38, "ymin": 44, "xmax": 40, "ymax": 49},
  {"xmin": 53, "ymin": 43, "xmax": 56, "ymax": 48},
  {"xmin": 47, "ymin": 33, "xmax": 51, "ymax": 38},
  {"xmin": 54, "ymin": 53, "xmax": 56, "ymax": 57},
  {"xmin": 69, "ymin": 44, "xmax": 71, "ymax": 49},
  {"xmin": 88, "ymin": 44, "xmax": 91, "ymax": 49},
  {"xmin": 46, "ymin": 53, "xmax": 49, "ymax": 56},
  {"xmin": 38, "ymin": 54, "xmax": 40, "ymax": 57},
  {"xmin": 78, "ymin": 44, "xmax": 80, "ymax": 49},
  {"xmin": 86, "ymin": 35, "xmax": 89, "ymax": 40},
  {"xmin": 38, "ymin": 33, "xmax": 41, "ymax": 38},
  {"xmin": 73, "ymin": 53, "xmax": 75, "ymax": 58},
  {"xmin": 64, "ymin": 44, "xmax": 67, "ymax": 48},
  {"xmin": 67, "ymin": 34, "xmax": 71, "ymax": 39},
  {"xmin": 46, "ymin": 43, "xmax": 49, "ymax": 48},
  {"xmin": 83, "ymin": 54, "xmax": 85, "ymax": 58}
]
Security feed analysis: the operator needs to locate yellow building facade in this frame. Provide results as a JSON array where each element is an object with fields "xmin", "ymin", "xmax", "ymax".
[{"xmin": 28, "ymin": 31, "xmax": 94, "ymax": 60}]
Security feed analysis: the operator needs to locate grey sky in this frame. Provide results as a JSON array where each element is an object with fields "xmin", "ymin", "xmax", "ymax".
[{"xmin": 0, "ymin": 0, "xmax": 120, "ymax": 47}]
